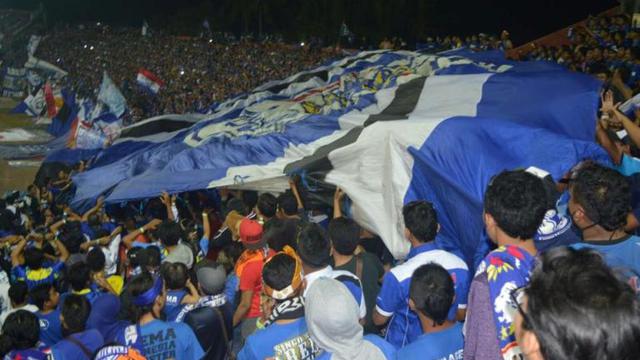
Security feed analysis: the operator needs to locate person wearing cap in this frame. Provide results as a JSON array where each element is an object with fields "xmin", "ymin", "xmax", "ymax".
[
  {"xmin": 232, "ymin": 219, "xmax": 275, "ymax": 344},
  {"xmin": 176, "ymin": 260, "xmax": 232, "ymax": 360},
  {"xmin": 238, "ymin": 247, "xmax": 318, "ymax": 360},
  {"xmin": 115, "ymin": 273, "xmax": 204, "ymax": 360}
]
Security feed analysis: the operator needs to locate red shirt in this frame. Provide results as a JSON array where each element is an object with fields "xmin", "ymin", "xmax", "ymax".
[{"xmin": 238, "ymin": 249, "xmax": 275, "ymax": 318}]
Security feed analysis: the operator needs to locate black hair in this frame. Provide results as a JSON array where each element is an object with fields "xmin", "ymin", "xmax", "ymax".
[
  {"xmin": 61, "ymin": 295, "xmax": 91, "ymax": 334},
  {"xmin": 8, "ymin": 282, "xmax": 28, "ymax": 306},
  {"xmin": 263, "ymin": 253, "xmax": 297, "ymax": 291},
  {"xmin": 67, "ymin": 262, "xmax": 91, "ymax": 292},
  {"xmin": 402, "ymin": 201, "xmax": 438, "ymax": 243},
  {"xmin": 23, "ymin": 247, "xmax": 44, "ymax": 269},
  {"xmin": 123, "ymin": 273, "xmax": 157, "ymax": 322},
  {"xmin": 93, "ymin": 228, "xmax": 110, "ymax": 240},
  {"xmin": 328, "ymin": 217, "xmax": 361, "ymax": 256},
  {"xmin": 220, "ymin": 242, "xmax": 244, "ymax": 273},
  {"xmin": 257, "ymin": 193, "xmax": 278, "ymax": 219},
  {"xmin": 296, "ymin": 223, "xmax": 330, "ymax": 268},
  {"xmin": 263, "ymin": 218, "xmax": 298, "ymax": 252},
  {"xmin": 86, "ymin": 248, "xmax": 106, "ymax": 273},
  {"xmin": 29, "ymin": 283, "xmax": 54, "ymax": 310},
  {"xmin": 87, "ymin": 214, "xmax": 101, "ymax": 227},
  {"xmin": 0, "ymin": 310, "xmax": 40, "ymax": 355},
  {"xmin": 61, "ymin": 230, "xmax": 85, "ymax": 254},
  {"xmin": 484, "ymin": 170, "xmax": 547, "ymax": 240},
  {"xmin": 156, "ymin": 221, "xmax": 182, "ymax": 247},
  {"xmin": 241, "ymin": 190, "xmax": 259, "ymax": 212},
  {"xmin": 161, "ymin": 262, "xmax": 188, "ymax": 290},
  {"xmin": 525, "ymin": 247, "xmax": 640, "ymax": 360},
  {"xmin": 144, "ymin": 246, "xmax": 162, "ymax": 269},
  {"xmin": 277, "ymin": 192, "xmax": 298, "ymax": 216},
  {"xmin": 410, "ymin": 263, "xmax": 454, "ymax": 325},
  {"xmin": 571, "ymin": 164, "xmax": 631, "ymax": 231}
]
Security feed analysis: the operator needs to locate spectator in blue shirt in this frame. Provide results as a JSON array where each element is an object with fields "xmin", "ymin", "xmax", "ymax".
[
  {"xmin": 239, "ymin": 247, "xmax": 317, "ymax": 360},
  {"xmin": 115, "ymin": 273, "xmax": 204, "ymax": 360},
  {"xmin": 11, "ymin": 236, "xmax": 69, "ymax": 290},
  {"xmin": 29, "ymin": 283, "xmax": 63, "ymax": 347},
  {"xmin": 59, "ymin": 262, "xmax": 104, "ymax": 307},
  {"xmin": 160, "ymin": 262, "xmax": 199, "ymax": 321},
  {"xmin": 372, "ymin": 201, "xmax": 469, "ymax": 348},
  {"xmin": 568, "ymin": 164, "xmax": 640, "ymax": 288},
  {"xmin": 50, "ymin": 295, "xmax": 105, "ymax": 360},
  {"xmin": 306, "ymin": 278, "xmax": 395, "ymax": 360},
  {"xmin": 0, "ymin": 310, "xmax": 48, "ymax": 360},
  {"xmin": 396, "ymin": 263, "xmax": 464, "ymax": 360}
]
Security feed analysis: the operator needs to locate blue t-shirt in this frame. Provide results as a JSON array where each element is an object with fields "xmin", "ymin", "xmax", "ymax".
[
  {"xmin": 315, "ymin": 334, "xmax": 396, "ymax": 360},
  {"xmin": 59, "ymin": 288, "xmax": 102, "ymax": 309},
  {"xmin": 36, "ymin": 310, "xmax": 63, "ymax": 347},
  {"xmin": 224, "ymin": 273, "xmax": 239, "ymax": 306},
  {"xmin": 615, "ymin": 154, "xmax": 640, "ymax": 177},
  {"xmin": 376, "ymin": 242, "xmax": 469, "ymax": 348},
  {"xmin": 50, "ymin": 329, "xmax": 104, "ymax": 360},
  {"xmin": 395, "ymin": 322, "xmax": 464, "ymax": 360},
  {"xmin": 238, "ymin": 318, "xmax": 313, "ymax": 360},
  {"xmin": 12, "ymin": 261, "xmax": 64, "ymax": 289},
  {"xmin": 4, "ymin": 345, "xmax": 48, "ymax": 360},
  {"xmin": 572, "ymin": 236, "xmax": 640, "ymax": 280},
  {"xmin": 115, "ymin": 320, "xmax": 204, "ymax": 360},
  {"xmin": 163, "ymin": 289, "xmax": 187, "ymax": 322}
]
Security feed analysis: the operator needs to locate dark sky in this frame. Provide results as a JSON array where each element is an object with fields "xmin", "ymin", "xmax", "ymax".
[{"xmin": 2, "ymin": 0, "xmax": 621, "ymax": 45}]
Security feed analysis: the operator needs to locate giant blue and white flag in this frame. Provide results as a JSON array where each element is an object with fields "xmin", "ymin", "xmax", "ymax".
[{"xmin": 71, "ymin": 50, "xmax": 608, "ymax": 262}]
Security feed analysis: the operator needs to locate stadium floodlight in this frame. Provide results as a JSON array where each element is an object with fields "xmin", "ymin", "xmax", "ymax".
[
  {"xmin": 180, "ymin": 70, "xmax": 185, "ymax": 75},
  {"xmin": 300, "ymin": 42, "xmax": 305, "ymax": 47},
  {"xmin": 83, "ymin": 44, "xmax": 88, "ymax": 49},
  {"xmin": 90, "ymin": 46, "xmax": 95, "ymax": 50},
  {"xmin": 209, "ymin": 39, "xmax": 213, "ymax": 43}
]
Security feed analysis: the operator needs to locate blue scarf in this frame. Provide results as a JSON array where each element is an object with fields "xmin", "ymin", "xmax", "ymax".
[{"xmin": 477, "ymin": 245, "xmax": 536, "ymax": 360}]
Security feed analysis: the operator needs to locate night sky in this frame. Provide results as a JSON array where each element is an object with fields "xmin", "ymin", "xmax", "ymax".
[{"xmin": 2, "ymin": 0, "xmax": 621, "ymax": 45}]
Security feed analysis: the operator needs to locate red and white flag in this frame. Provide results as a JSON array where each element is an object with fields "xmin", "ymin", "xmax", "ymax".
[{"xmin": 136, "ymin": 68, "xmax": 164, "ymax": 94}]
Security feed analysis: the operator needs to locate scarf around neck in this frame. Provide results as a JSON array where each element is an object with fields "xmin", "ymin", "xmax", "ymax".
[
  {"xmin": 174, "ymin": 294, "xmax": 227, "ymax": 323},
  {"xmin": 264, "ymin": 296, "xmax": 305, "ymax": 327}
]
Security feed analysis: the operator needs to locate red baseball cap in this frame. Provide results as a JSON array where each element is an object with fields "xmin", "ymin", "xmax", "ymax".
[{"xmin": 239, "ymin": 219, "xmax": 265, "ymax": 249}]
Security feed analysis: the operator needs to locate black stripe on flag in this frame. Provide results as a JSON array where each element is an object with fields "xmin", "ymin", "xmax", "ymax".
[{"xmin": 119, "ymin": 119, "xmax": 197, "ymax": 139}]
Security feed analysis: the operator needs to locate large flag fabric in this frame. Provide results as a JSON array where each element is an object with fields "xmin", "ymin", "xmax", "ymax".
[
  {"xmin": 71, "ymin": 50, "xmax": 607, "ymax": 261},
  {"xmin": 11, "ymin": 85, "xmax": 45, "ymax": 116},
  {"xmin": 24, "ymin": 55, "xmax": 68, "ymax": 79},
  {"xmin": 137, "ymin": 68, "xmax": 163, "ymax": 94}
]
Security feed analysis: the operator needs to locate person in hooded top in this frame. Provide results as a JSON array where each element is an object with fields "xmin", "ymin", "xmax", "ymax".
[
  {"xmin": 86, "ymin": 293, "xmax": 131, "ymax": 344},
  {"xmin": 305, "ymin": 278, "xmax": 396, "ymax": 360}
]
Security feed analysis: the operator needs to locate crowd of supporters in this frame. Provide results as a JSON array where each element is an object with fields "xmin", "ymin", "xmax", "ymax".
[
  {"xmin": 1, "ymin": 8, "xmax": 640, "ymax": 360},
  {"xmin": 34, "ymin": 24, "xmax": 341, "ymax": 122}
]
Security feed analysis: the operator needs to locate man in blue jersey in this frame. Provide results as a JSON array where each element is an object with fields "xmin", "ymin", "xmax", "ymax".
[
  {"xmin": 396, "ymin": 263, "xmax": 463, "ymax": 360},
  {"xmin": 49, "ymin": 295, "xmax": 105, "ymax": 360},
  {"xmin": 239, "ymin": 247, "xmax": 318, "ymax": 360},
  {"xmin": 568, "ymin": 164, "xmax": 640, "ymax": 290},
  {"xmin": 373, "ymin": 201, "xmax": 469, "ymax": 348},
  {"xmin": 11, "ymin": 236, "xmax": 69, "ymax": 290},
  {"xmin": 30, "ymin": 283, "xmax": 63, "ymax": 347}
]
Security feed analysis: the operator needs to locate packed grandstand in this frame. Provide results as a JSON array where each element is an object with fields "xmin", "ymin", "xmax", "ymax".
[{"xmin": 0, "ymin": 4, "xmax": 639, "ymax": 360}]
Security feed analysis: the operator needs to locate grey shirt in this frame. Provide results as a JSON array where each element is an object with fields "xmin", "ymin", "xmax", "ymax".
[{"xmin": 463, "ymin": 273, "xmax": 501, "ymax": 360}]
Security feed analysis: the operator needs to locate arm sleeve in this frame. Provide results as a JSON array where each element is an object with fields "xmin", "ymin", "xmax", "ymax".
[
  {"xmin": 375, "ymin": 272, "xmax": 402, "ymax": 317},
  {"xmin": 463, "ymin": 274, "xmax": 501, "ymax": 360},
  {"xmin": 453, "ymin": 269, "xmax": 470, "ymax": 309}
]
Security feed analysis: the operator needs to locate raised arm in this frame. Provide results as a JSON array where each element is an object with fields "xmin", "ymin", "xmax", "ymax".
[
  {"xmin": 82, "ymin": 196, "xmax": 105, "ymax": 222},
  {"xmin": 333, "ymin": 187, "xmax": 345, "ymax": 219},
  {"xmin": 52, "ymin": 237, "xmax": 70, "ymax": 263},
  {"xmin": 122, "ymin": 218, "xmax": 162, "ymax": 249},
  {"xmin": 289, "ymin": 178, "xmax": 304, "ymax": 211},
  {"xmin": 160, "ymin": 191, "xmax": 174, "ymax": 222},
  {"xmin": 595, "ymin": 118, "xmax": 622, "ymax": 165},
  {"xmin": 10, "ymin": 237, "xmax": 28, "ymax": 267}
]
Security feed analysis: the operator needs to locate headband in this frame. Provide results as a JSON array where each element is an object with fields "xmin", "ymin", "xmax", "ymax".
[
  {"xmin": 133, "ymin": 277, "xmax": 163, "ymax": 306},
  {"xmin": 263, "ymin": 246, "xmax": 303, "ymax": 300}
]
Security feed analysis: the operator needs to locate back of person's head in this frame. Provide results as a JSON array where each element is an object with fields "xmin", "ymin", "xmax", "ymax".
[
  {"xmin": 88, "ymin": 213, "xmax": 102, "ymax": 227},
  {"xmin": 296, "ymin": 223, "xmax": 330, "ymax": 269},
  {"xmin": 161, "ymin": 262, "xmax": 188, "ymax": 290},
  {"xmin": 61, "ymin": 295, "xmax": 91, "ymax": 335},
  {"xmin": 62, "ymin": 230, "xmax": 85, "ymax": 254},
  {"xmin": 409, "ymin": 263, "xmax": 454, "ymax": 325},
  {"xmin": 8, "ymin": 281, "xmax": 28, "ymax": 306},
  {"xmin": 571, "ymin": 164, "xmax": 631, "ymax": 231},
  {"xmin": 263, "ymin": 218, "xmax": 298, "ymax": 252},
  {"xmin": 328, "ymin": 217, "xmax": 360, "ymax": 256},
  {"xmin": 29, "ymin": 283, "xmax": 54, "ymax": 310},
  {"xmin": 520, "ymin": 247, "xmax": 640, "ymax": 360},
  {"xmin": 86, "ymin": 248, "xmax": 106, "ymax": 273},
  {"xmin": 23, "ymin": 247, "xmax": 44, "ymax": 269},
  {"xmin": 242, "ymin": 190, "xmax": 259, "ymax": 213},
  {"xmin": 484, "ymin": 170, "xmax": 546, "ymax": 240},
  {"xmin": 68, "ymin": 262, "xmax": 92, "ymax": 291},
  {"xmin": 263, "ymin": 250, "xmax": 302, "ymax": 300},
  {"xmin": 144, "ymin": 246, "xmax": 163, "ymax": 272},
  {"xmin": 156, "ymin": 221, "xmax": 182, "ymax": 247},
  {"xmin": 402, "ymin": 200, "xmax": 438, "ymax": 243},
  {"xmin": 124, "ymin": 273, "xmax": 164, "ymax": 322},
  {"xmin": 257, "ymin": 193, "xmax": 278, "ymax": 219},
  {"xmin": 194, "ymin": 261, "xmax": 226, "ymax": 296},
  {"xmin": 0, "ymin": 310, "xmax": 40, "ymax": 355},
  {"xmin": 277, "ymin": 192, "xmax": 298, "ymax": 216}
]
